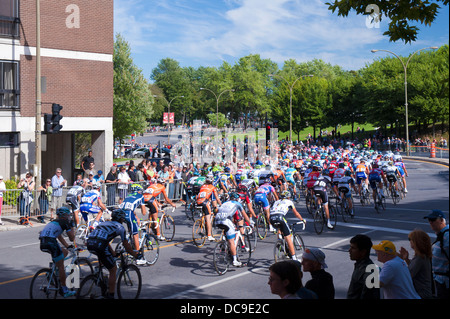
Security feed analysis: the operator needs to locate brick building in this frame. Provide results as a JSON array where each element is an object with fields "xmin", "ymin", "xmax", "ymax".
[{"xmin": 0, "ymin": 0, "xmax": 114, "ymax": 183}]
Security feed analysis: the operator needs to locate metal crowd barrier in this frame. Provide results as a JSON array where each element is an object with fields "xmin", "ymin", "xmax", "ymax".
[{"xmin": 0, "ymin": 179, "xmax": 185, "ymax": 224}]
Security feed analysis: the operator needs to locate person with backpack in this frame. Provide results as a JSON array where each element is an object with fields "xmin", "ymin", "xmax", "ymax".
[{"xmin": 424, "ymin": 210, "xmax": 449, "ymax": 299}]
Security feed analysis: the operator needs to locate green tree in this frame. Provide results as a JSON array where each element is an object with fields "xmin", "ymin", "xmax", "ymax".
[{"xmin": 113, "ymin": 34, "xmax": 153, "ymax": 141}]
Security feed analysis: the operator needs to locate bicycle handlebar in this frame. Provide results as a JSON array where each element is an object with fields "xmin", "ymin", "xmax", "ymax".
[{"xmin": 292, "ymin": 220, "xmax": 306, "ymax": 231}]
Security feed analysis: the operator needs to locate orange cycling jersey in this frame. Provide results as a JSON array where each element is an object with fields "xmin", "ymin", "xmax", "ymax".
[
  {"xmin": 143, "ymin": 183, "xmax": 166, "ymax": 203},
  {"xmin": 356, "ymin": 164, "xmax": 367, "ymax": 173},
  {"xmin": 196, "ymin": 184, "xmax": 216, "ymax": 205}
]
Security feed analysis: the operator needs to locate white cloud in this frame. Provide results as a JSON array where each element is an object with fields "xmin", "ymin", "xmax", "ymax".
[{"xmin": 114, "ymin": 0, "xmax": 389, "ymax": 70}]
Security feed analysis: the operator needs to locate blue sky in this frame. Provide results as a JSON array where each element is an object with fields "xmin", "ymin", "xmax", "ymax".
[{"xmin": 114, "ymin": 0, "xmax": 449, "ymax": 79}]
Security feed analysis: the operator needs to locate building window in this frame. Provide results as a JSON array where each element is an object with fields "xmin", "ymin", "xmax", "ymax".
[
  {"xmin": 0, "ymin": 61, "xmax": 19, "ymax": 109},
  {"xmin": 0, "ymin": 132, "xmax": 19, "ymax": 147},
  {"xmin": 0, "ymin": 0, "xmax": 19, "ymax": 38}
]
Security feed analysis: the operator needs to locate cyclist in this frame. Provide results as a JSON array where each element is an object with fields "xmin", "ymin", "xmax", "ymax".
[
  {"xmin": 384, "ymin": 161, "xmax": 401, "ymax": 197},
  {"xmin": 274, "ymin": 165, "xmax": 287, "ymax": 194},
  {"xmin": 196, "ymin": 174, "xmax": 222, "ymax": 241},
  {"xmin": 65, "ymin": 179, "xmax": 86, "ymax": 226},
  {"xmin": 39, "ymin": 207, "xmax": 76, "ymax": 298},
  {"xmin": 285, "ymin": 163, "xmax": 301, "ymax": 201},
  {"xmin": 86, "ymin": 209, "xmax": 140, "ymax": 299},
  {"xmin": 355, "ymin": 159, "xmax": 370, "ymax": 197},
  {"xmin": 393, "ymin": 155, "xmax": 408, "ymax": 193},
  {"xmin": 254, "ymin": 178, "xmax": 279, "ymax": 232},
  {"xmin": 119, "ymin": 183, "xmax": 147, "ymax": 265},
  {"xmin": 236, "ymin": 180, "xmax": 257, "ymax": 222},
  {"xmin": 79, "ymin": 181, "xmax": 108, "ymax": 229},
  {"xmin": 368, "ymin": 163, "xmax": 387, "ymax": 206},
  {"xmin": 143, "ymin": 177, "xmax": 176, "ymax": 240},
  {"xmin": 312, "ymin": 169, "xmax": 334, "ymax": 229},
  {"xmin": 269, "ymin": 190, "xmax": 306, "ymax": 261},
  {"xmin": 337, "ymin": 170, "xmax": 357, "ymax": 218},
  {"xmin": 215, "ymin": 192, "xmax": 252, "ymax": 267}
]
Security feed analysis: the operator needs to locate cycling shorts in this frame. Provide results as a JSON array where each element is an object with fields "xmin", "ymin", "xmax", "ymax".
[
  {"xmin": 86, "ymin": 238, "xmax": 116, "ymax": 270},
  {"xmin": 368, "ymin": 175, "xmax": 381, "ymax": 190},
  {"xmin": 80, "ymin": 203, "xmax": 102, "ymax": 222},
  {"xmin": 386, "ymin": 173, "xmax": 397, "ymax": 183},
  {"xmin": 397, "ymin": 167, "xmax": 405, "ymax": 177},
  {"xmin": 313, "ymin": 188, "xmax": 329, "ymax": 205},
  {"xmin": 286, "ymin": 178, "xmax": 296, "ymax": 186},
  {"xmin": 254, "ymin": 193, "xmax": 270, "ymax": 210},
  {"xmin": 124, "ymin": 209, "xmax": 139, "ymax": 235},
  {"xmin": 356, "ymin": 172, "xmax": 367, "ymax": 184},
  {"xmin": 338, "ymin": 186, "xmax": 351, "ymax": 198},
  {"xmin": 215, "ymin": 218, "xmax": 236, "ymax": 240},
  {"xmin": 66, "ymin": 195, "xmax": 80, "ymax": 211},
  {"xmin": 40, "ymin": 237, "xmax": 64, "ymax": 262},
  {"xmin": 269, "ymin": 213, "xmax": 291, "ymax": 237}
]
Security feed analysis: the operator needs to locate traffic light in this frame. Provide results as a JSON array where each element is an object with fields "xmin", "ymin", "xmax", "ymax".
[
  {"xmin": 266, "ymin": 123, "xmax": 271, "ymax": 140},
  {"xmin": 43, "ymin": 103, "xmax": 63, "ymax": 134}
]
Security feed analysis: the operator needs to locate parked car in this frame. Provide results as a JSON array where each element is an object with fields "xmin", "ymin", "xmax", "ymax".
[{"xmin": 131, "ymin": 147, "xmax": 150, "ymax": 158}]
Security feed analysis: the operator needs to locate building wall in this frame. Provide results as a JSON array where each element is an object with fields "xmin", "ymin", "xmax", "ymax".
[{"xmin": 0, "ymin": 0, "xmax": 114, "ymax": 182}]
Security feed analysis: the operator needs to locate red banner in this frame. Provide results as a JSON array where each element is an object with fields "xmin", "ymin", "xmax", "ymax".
[{"xmin": 163, "ymin": 112, "xmax": 174, "ymax": 124}]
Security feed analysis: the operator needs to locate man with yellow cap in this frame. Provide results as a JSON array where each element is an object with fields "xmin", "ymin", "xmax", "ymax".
[{"xmin": 373, "ymin": 240, "xmax": 420, "ymax": 299}]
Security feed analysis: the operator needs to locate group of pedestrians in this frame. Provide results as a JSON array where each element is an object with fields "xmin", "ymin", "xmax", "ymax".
[{"xmin": 268, "ymin": 209, "xmax": 449, "ymax": 299}]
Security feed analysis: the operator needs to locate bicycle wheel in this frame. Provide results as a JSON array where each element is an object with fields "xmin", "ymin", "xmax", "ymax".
[
  {"xmin": 192, "ymin": 218, "xmax": 206, "ymax": 247},
  {"xmin": 117, "ymin": 264, "xmax": 142, "ymax": 299},
  {"xmin": 305, "ymin": 194, "xmax": 316, "ymax": 215},
  {"xmin": 256, "ymin": 212, "xmax": 268, "ymax": 240},
  {"xmin": 340, "ymin": 201, "xmax": 350, "ymax": 222},
  {"xmin": 313, "ymin": 209, "xmax": 324, "ymax": 235},
  {"xmin": 142, "ymin": 233, "xmax": 160, "ymax": 265},
  {"xmin": 213, "ymin": 240, "xmax": 231, "ymax": 275},
  {"xmin": 236, "ymin": 234, "xmax": 251, "ymax": 266},
  {"xmin": 380, "ymin": 195, "xmax": 387, "ymax": 211},
  {"xmin": 29, "ymin": 268, "xmax": 59, "ymax": 299},
  {"xmin": 161, "ymin": 214, "xmax": 175, "ymax": 242},
  {"xmin": 76, "ymin": 274, "xmax": 107, "ymax": 299},
  {"xmin": 293, "ymin": 233, "xmax": 306, "ymax": 261},
  {"xmin": 273, "ymin": 240, "xmax": 287, "ymax": 262}
]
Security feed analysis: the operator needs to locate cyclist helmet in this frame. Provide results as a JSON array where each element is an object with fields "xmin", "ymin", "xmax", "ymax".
[
  {"xmin": 322, "ymin": 169, "xmax": 330, "ymax": 176},
  {"xmin": 111, "ymin": 208, "xmax": 128, "ymax": 225},
  {"xmin": 279, "ymin": 190, "xmax": 291, "ymax": 199},
  {"xmin": 229, "ymin": 192, "xmax": 240, "ymax": 201},
  {"xmin": 91, "ymin": 181, "xmax": 101, "ymax": 189},
  {"xmin": 345, "ymin": 170, "xmax": 352, "ymax": 177},
  {"xmin": 130, "ymin": 183, "xmax": 143, "ymax": 194},
  {"xmin": 157, "ymin": 177, "xmax": 166, "ymax": 184},
  {"xmin": 263, "ymin": 178, "xmax": 272, "ymax": 184},
  {"xmin": 338, "ymin": 162, "xmax": 345, "ymax": 168},
  {"xmin": 56, "ymin": 206, "xmax": 72, "ymax": 219},
  {"xmin": 373, "ymin": 163, "xmax": 379, "ymax": 169}
]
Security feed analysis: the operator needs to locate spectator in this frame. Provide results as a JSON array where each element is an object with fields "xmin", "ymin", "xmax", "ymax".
[
  {"xmin": 117, "ymin": 166, "xmax": 131, "ymax": 204},
  {"xmin": 0, "ymin": 175, "xmax": 6, "ymax": 225},
  {"xmin": 36, "ymin": 178, "xmax": 52, "ymax": 223},
  {"xmin": 347, "ymin": 234, "xmax": 380, "ymax": 299},
  {"xmin": 81, "ymin": 150, "xmax": 95, "ymax": 176},
  {"xmin": 302, "ymin": 248, "xmax": 335, "ymax": 299},
  {"xmin": 268, "ymin": 261, "xmax": 301, "ymax": 299},
  {"xmin": 84, "ymin": 162, "xmax": 96, "ymax": 179},
  {"xmin": 424, "ymin": 210, "xmax": 449, "ymax": 299},
  {"xmin": 127, "ymin": 164, "xmax": 137, "ymax": 182},
  {"xmin": 50, "ymin": 168, "xmax": 66, "ymax": 220},
  {"xmin": 105, "ymin": 166, "xmax": 118, "ymax": 207},
  {"xmin": 398, "ymin": 229, "xmax": 433, "ymax": 299},
  {"xmin": 73, "ymin": 173, "xmax": 85, "ymax": 187},
  {"xmin": 18, "ymin": 172, "xmax": 35, "ymax": 223},
  {"xmin": 93, "ymin": 170, "xmax": 105, "ymax": 185},
  {"xmin": 372, "ymin": 240, "xmax": 420, "ymax": 299}
]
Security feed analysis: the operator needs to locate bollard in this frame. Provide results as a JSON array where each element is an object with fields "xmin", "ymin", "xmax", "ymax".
[{"xmin": 430, "ymin": 143, "xmax": 436, "ymax": 158}]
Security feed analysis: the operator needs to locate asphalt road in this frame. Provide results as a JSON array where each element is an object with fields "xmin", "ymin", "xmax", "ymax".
[{"xmin": 0, "ymin": 159, "xmax": 448, "ymax": 302}]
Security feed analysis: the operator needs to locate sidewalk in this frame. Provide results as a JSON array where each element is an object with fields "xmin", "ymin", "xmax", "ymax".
[{"xmin": 404, "ymin": 156, "xmax": 449, "ymax": 167}]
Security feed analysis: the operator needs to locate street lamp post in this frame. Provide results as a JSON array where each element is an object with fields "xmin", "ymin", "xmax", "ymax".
[
  {"xmin": 371, "ymin": 46, "xmax": 438, "ymax": 156},
  {"xmin": 200, "ymin": 88, "xmax": 234, "ymax": 131},
  {"xmin": 269, "ymin": 74, "xmax": 313, "ymax": 143}
]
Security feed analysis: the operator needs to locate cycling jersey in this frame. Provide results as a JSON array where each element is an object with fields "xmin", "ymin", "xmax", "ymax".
[
  {"xmin": 215, "ymin": 201, "xmax": 245, "ymax": 240},
  {"xmin": 87, "ymin": 220, "xmax": 127, "ymax": 270},
  {"xmin": 39, "ymin": 220, "xmax": 73, "ymax": 262},
  {"xmin": 355, "ymin": 163, "xmax": 368, "ymax": 180},
  {"xmin": 394, "ymin": 162, "xmax": 406, "ymax": 176},
  {"xmin": 269, "ymin": 199, "xmax": 295, "ymax": 237},
  {"xmin": 196, "ymin": 184, "xmax": 216, "ymax": 205},
  {"xmin": 306, "ymin": 171, "xmax": 321, "ymax": 188},
  {"xmin": 65, "ymin": 185, "xmax": 85, "ymax": 211},
  {"xmin": 143, "ymin": 183, "xmax": 166, "ymax": 203},
  {"xmin": 80, "ymin": 190, "xmax": 102, "ymax": 221},
  {"xmin": 119, "ymin": 193, "xmax": 144, "ymax": 235},
  {"xmin": 254, "ymin": 183, "xmax": 276, "ymax": 209},
  {"xmin": 285, "ymin": 167, "xmax": 297, "ymax": 185},
  {"xmin": 338, "ymin": 176, "xmax": 354, "ymax": 198},
  {"xmin": 313, "ymin": 175, "xmax": 333, "ymax": 205}
]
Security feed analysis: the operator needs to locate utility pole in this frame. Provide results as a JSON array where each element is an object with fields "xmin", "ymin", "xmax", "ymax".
[{"xmin": 34, "ymin": 0, "xmax": 41, "ymax": 216}]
